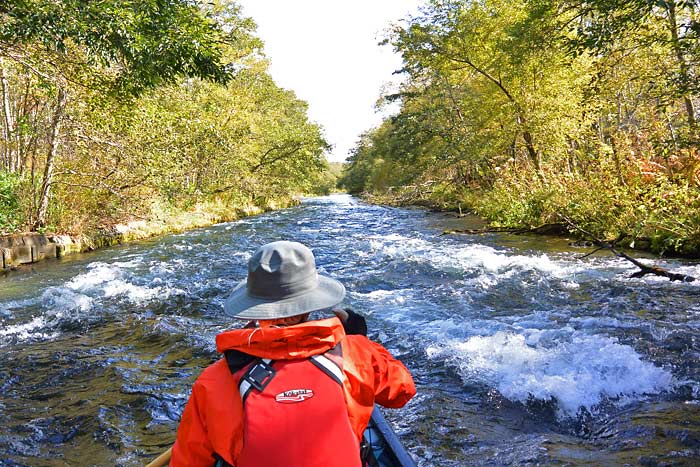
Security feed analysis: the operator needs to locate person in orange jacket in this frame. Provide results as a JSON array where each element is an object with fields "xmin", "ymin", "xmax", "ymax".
[{"xmin": 170, "ymin": 241, "xmax": 416, "ymax": 467}]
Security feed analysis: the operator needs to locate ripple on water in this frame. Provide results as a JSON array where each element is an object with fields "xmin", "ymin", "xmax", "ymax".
[{"xmin": 0, "ymin": 259, "xmax": 190, "ymax": 346}]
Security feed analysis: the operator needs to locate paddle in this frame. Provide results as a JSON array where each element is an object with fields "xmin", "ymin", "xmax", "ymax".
[{"xmin": 145, "ymin": 447, "xmax": 172, "ymax": 467}]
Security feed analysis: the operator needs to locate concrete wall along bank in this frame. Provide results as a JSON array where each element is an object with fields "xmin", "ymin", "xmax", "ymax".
[{"xmin": 1, "ymin": 234, "xmax": 80, "ymax": 270}]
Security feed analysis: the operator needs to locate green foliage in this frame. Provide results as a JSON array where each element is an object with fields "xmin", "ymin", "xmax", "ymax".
[
  {"xmin": 344, "ymin": 0, "xmax": 700, "ymax": 256},
  {"xmin": 476, "ymin": 168, "xmax": 700, "ymax": 255},
  {"xmin": 0, "ymin": 1, "xmax": 329, "ymax": 234},
  {"xmin": 0, "ymin": 171, "xmax": 21, "ymax": 232},
  {"xmin": 309, "ymin": 163, "xmax": 340, "ymax": 196},
  {"xmin": 45, "ymin": 68, "xmax": 329, "ymax": 232},
  {"xmin": 0, "ymin": 0, "xmax": 231, "ymax": 95}
]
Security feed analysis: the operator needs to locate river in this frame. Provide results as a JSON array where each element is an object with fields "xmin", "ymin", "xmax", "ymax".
[{"xmin": 1, "ymin": 194, "xmax": 699, "ymax": 466}]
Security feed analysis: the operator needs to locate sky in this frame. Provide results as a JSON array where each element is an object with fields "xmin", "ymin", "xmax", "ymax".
[{"xmin": 234, "ymin": 0, "xmax": 424, "ymax": 162}]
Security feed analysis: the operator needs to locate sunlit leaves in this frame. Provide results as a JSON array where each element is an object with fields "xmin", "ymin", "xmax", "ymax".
[
  {"xmin": 341, "ymin": 0, "xmax": 700, "ymax": 255},
  {"xmin": 0, "ymin": 0, "xmax": 329, "ymax": 232},
  {"xmin": 0, "ymin": 0, "xmax": 232, "ymax": 96}
]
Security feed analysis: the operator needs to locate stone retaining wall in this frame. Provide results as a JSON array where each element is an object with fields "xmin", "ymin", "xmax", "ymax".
[{"xmin": 0, "ymin": 234, "xmax": 81, "ymax": 270}]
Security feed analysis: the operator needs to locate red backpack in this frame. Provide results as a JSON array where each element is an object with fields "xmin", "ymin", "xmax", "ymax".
[{"xmin": 224, "ymin": 347, "xmax": 362, "ymax": 467}]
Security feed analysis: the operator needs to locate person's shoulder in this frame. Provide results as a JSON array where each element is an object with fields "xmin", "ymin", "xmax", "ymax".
[
  {"xmin": 343, "ymin": 333, "xmax": 372, "ymax": 348},
  {"xmin": 193, "ymin": 358, "xmax": 231, "ymax": 387},
  {"xmin": 343, "ymin": 334, "xmax": 390, "ymax": 358}
]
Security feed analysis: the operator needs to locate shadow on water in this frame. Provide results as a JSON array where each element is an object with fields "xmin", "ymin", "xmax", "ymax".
[{"xmin": 1, "ymin": 194, "xmax": 700, "ymax": 466}]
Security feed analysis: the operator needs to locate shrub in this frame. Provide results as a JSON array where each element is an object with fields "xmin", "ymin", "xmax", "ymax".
[{"xmin": 0, "ymin": 171, "xmax": 21, "ymax": 233}]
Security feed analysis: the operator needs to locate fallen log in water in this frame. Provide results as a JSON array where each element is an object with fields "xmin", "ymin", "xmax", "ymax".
[
  {"xmin": 556, "ymin": 214, "xmax": 696, "ymax": 283},
  {"xmin": 441, "ymin": 215, "xmax": 696, "ymax": 282}
]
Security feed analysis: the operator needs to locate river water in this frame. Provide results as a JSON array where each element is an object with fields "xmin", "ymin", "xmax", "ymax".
[{"xmin": 1, "ymin": 194, "xmax": 699, "ymax": 466}]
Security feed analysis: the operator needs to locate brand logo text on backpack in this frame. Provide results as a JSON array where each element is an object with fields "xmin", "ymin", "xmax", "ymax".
[{"xmin": 275, "ymin": 389, "xmax": 314, "ymax": 403}]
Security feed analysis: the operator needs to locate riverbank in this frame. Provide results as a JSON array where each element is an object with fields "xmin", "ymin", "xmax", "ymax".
[
  {"xmin": 0, "ymin": 198, "xmax": 298, "ymax": 271},
  {"xmin": 361, "ymin": 184, "xmax": 700, "ymax": 259}
]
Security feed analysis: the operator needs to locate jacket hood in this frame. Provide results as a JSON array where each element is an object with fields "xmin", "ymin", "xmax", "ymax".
[{"xmin": 215, "ymin": 317, "xmax": 346, "ymax": 360}]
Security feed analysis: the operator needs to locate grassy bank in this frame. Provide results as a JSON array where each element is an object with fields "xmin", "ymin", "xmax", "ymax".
[
  {"xmin": 360, "ymin": 171, "xmax": 700, "ymax": 258},
  {"xmin": 77, "ymin": 197, "xmax": 300, "ymax": 250}
]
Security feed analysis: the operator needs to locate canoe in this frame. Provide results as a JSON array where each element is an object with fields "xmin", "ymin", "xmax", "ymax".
[{"xmin": 363, "ymin": 407, "xmax": 417, "ymax": 467}]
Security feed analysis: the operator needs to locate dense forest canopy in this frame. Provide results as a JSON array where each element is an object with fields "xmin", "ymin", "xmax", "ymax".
[
  {"xmin": 340, "ymin": 0, "xmax": 700, "ymax": 255},
  {"xmin": 0, "ymin": 0, "xmax": 332, "ymax": 234}
]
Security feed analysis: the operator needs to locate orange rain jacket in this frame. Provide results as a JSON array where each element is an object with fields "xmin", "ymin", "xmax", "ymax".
[{"xmin": 170, "ymin": 317, "xmax": 416, "ymax": 466}]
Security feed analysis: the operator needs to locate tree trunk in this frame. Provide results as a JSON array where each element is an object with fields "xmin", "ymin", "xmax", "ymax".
[
  {"xmin": 521, "ymin": 129, "xmax": 541, "ymax": 173},
  {"xmin": 517, "ymin": 110, "xmax": 541, "ymax": 173},
  {"xmin": 34, "ymin": 87, "xmax": 67, "ymax": 230},
  {"xmin": 19, "ymin": 81, "xmax": 39, "ymax": 175},
  {"xmin": 666, "ymin": 0, "xmax": 697, "ymax": 129},
  {"xmin": 0, "ymin": 60, "xmax": 16, "ymax": 172},
  {"xmin": 437, "ymin": 50, "xmax": 543, "ymax": 177},
  {"xmin": 608, "ymin": 133, "xmax": 627, "ymax": 186}
]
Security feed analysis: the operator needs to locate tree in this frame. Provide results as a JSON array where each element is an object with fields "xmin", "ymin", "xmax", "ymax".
[
  {"xmin": 567, "ymin": 0, "xmax": 699, "ymax": 132},
  {"xmin": 359, "ymin": 0, "xmax": 591, "ymax": 187},
  {"xmin": 345, "ymin": 0, "xmax": 700, "ymax": 254},
  {"xmin": 0, "ymin": 0, "xmax": 232, "ymax": 228}
]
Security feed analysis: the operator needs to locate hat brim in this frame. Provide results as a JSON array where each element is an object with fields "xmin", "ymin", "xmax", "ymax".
[{"xmin": 223, "ymin": 274, "xmax": 346, "ymax": 320}]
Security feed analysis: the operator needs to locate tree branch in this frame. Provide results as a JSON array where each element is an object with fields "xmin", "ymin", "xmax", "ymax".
[
  {"xmin": 441, "ymin": 223, "xmax": 566, "ymax": 236},
  {"xmin": 557, "ymin": 213, "xmax": 695, "ymax": 282},
  {"xmin": 251, "ymin": 144, "xmax": 303, "ymax": 173}
]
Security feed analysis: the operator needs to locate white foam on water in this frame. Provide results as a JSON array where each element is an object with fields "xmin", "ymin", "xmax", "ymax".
[
  {"xmin": 1, "ymin": 260, "xmax": 185, "ymax": 344},
  {"xmin": 427, "ymin": 331, "xmax": 674, "ymax": 416},
  {"xmin": 149, "ymin": 261, "xmax": 178, "ymax": 276},
  {"xmin": 421, "ymin": 318, "xmax": 508, "ymax": 340},
  {"xmin": 367, "ymin": 235, "xmax": 587, "ymax": 289},
  {"xmin": 348, "ymin": 288, "xmax": 437, "ymax": 327},
  {"xmin": 64, "ymin": 264, "xmax": 116, "ymax": 291},
  {"xmin": 0, "ymin": 288, "xmax": 92, "ymax": 345},
  {"xmin": 690, "ymin": 304, "xmax": 700, "ymax": 319},
  {"xmin": 366, "ymin": 232, "xmax": 698, "ymax": 293},
  {"xmin": 63, "ymin": 261, "xmax": 183, "ymax": 303},
  {"xmin": 446, "ymin": 245, "xmax": 563, "ymax": 276},
  {"xmin": 569, "ymin": 315, "xmax": 639, "ymax": 330},
  {"xmin": 102, "ymin": 281, "xmax": 162, "ymax": 300},
  {"xmin": 0, "ymin": 316, "xmax": 57, "ymax": 340},
  {"xmin": 350, "ymin": 289, "xmax": 411, "ymax": 306},
  {"xmin": 40, "ymin": 287, "xmax": 94, "ymax": 313}
]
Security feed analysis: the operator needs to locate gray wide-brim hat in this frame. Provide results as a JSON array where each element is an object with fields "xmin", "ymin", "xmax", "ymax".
[{"xmin": 224, "ymin": 241, "xmax": 346, "ymax": 320}]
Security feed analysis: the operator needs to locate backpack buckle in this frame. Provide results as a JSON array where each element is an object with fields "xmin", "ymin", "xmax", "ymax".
[{"xmin": 242, "ymin": 360, "xmax": 276, "ymax": 392}]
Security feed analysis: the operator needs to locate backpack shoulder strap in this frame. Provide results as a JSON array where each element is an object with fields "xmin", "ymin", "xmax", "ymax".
[
  {"xmin": 238, "ymin": 358, "xmax": 275, "ymax": 403},
  {"xmin": 230, "ymin": 346, "xmax": 345, "ymax": 404},
  {"xmin": 224, "ymin": 350, "xmax": 275, "ymax": 403},
  {"xmin": 309, "ymin": 354, "xmax": 344, "ymax": 386}
]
